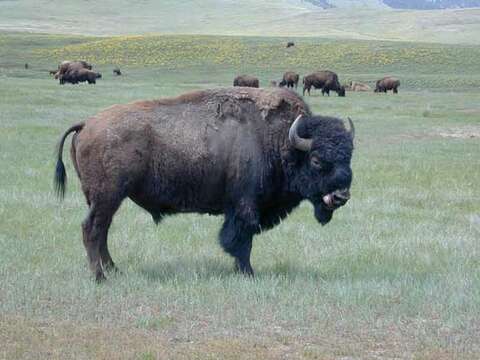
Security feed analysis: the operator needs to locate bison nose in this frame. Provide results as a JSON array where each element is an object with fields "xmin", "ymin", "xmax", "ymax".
[{"xmin": 333, "ymin": 189, "xmax": 350, "ymax": 206}]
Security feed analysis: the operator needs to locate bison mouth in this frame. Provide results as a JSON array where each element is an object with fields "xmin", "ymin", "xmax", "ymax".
[{"xmin": 314, "ymin": 189, "xmax": 350, "ymax": 225}]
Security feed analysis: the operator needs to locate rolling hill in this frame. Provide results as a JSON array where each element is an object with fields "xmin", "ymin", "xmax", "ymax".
[
  {"xmin": 307, "ymin": 0, "xmax": 480, "ymax": 9},
  {"xmin": 0, "ymin": 0, "xmax": 479, "ymax": 44}
]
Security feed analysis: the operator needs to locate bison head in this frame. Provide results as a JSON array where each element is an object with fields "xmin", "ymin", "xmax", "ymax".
[
  {"xmin": 337, "ymin": 86, "xmax": 346, "ymax": 97},
  {"xmin": 288, "ymin": 115, "xmax": 354, "ymax": 225}
]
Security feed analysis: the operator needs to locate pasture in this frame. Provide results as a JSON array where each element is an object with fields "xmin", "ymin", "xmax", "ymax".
[{"xmin": 1, "ymin": 32, "xmax": 480, "ymax": 359}]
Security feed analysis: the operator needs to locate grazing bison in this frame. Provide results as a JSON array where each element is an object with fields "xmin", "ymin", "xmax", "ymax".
[
  {"xmin": 56, "ymin": 61, "xmax": 92, "ymax": 84},
  {"xmin": 303, "ymin": 71, "xmax": 345, "ymax": 97},
  {"xmin": 233, "ymin": 75, "xmax": 259, "ymax": 88},
  {"xmin": 375, "ymin": 77, "xmax": 400, "ymax": 94},
  {"xmin": 286, "ymin": 41, "xmax": 295, "ymax": 48},
  {"xmin": 348, "ymin": 81, "xmax": 371, "ymax": 92},
  {"xmin": 113, "ymin": 68, "xmax": 122, "ymax": 76},
  {"xmin": 54, "ymin": 87, "xmax": 354, "ymax": 282},
  {"xmin": 279, "ymin": 71, "xmax": 300, "ymax": 89},
  {"xmin": 60, "ymin": 68, "xmax": 101, "ymax": 85}
]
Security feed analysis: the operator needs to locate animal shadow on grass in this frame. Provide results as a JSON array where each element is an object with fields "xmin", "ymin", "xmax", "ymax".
[
  {"xmin": 139, "ymin": 257, "xmax": 236, "ymax": 282},
  {"xmin": 138, "ymin": 258, "xmax": 332, "ymax": 283}
]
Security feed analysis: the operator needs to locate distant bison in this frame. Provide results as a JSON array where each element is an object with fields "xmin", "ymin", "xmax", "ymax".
[
  {"xmin": 375, "ymin": 77, "xmax": 400, "ymax": 94},
  {"xmin": 60, "ymin": 68, "xmax": 101, "ymax": 85},
  {"xmin": 56, "ymin": 61, "xmax": 93, "ymax": 84},
  {"xmin": 348, "ymin": 81, "xmax": 371, "ymax": 92},
  {"xmin": 303, "ymin": 71, "xmax": 345, "ymax": 97},
  {"xmin": 113, "ymin": 68, "xmax": 122, "ymax": 76},
  {"xmin": 233, "ymin": 75, "xmax": 259, "ymax": 88},
  {"xmin": 279, "ymin": 71, "xmax": 300, "ymax": 89},
  {"xmin": 286, "ymin": 41, "xmax": 295, "ymax": 48}
]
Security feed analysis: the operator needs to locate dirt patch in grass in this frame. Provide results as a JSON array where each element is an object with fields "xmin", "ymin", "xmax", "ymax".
[
  {"xmin": 391, "ymin": 126, "xmax": 480, "ymax": 143},
  {"xmin": 1, "ymin": 315, "xmax": 477, "ymax": 359},
  {"xmin": 457, "ymin": 108, "xmax": 480, "ymax": 115},
  {"xmin": 435, "ymin": 126, "xmax": 480, "ymax": 139}
]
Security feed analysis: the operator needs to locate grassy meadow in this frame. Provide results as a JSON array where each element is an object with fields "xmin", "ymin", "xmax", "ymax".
[{"xmin": 1, "ymin": 32, "xmax": 480, "ymax": 359}]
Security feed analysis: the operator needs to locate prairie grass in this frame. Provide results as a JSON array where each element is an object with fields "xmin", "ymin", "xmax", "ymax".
[{"xmin": 0, "ymin": 32, "xmax": 479, "ymax": 359}]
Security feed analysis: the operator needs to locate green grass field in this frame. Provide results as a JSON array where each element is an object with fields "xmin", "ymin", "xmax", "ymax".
[{"xmin": 1, "ymin": 31, "xmax": 480, "ymax": 359}]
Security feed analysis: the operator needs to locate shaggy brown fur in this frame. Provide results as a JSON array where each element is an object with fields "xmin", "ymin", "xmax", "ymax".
[
  {"xmin": 347, "ymin": 81, "xmax": 371, "ymax": 92},
  {"xmin": 54, "ymin": 87, "xmax": 354, "ymax": 282},
  {"xmin": 375, "ymin": 77, "xmax": 400, "ymax": 94},
  {"xmin": 233, "ymin": 75, "xmax": 259, "ymax": 88},
  {"xmin": 61, "ymin": 68, "xmax": 101, "ymax": 85},
  {"xmin": 303, "ymin": 71, "xmax": 345, "ymax": 97},
  {"xmin": 279, "ymin": 71, "xmax": 300, "ymax": 89},
  {"xmin": 56, "ymin": 61, "xmax": 93, "ymax": 84}
]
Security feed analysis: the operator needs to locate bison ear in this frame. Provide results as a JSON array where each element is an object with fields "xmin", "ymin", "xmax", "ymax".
[
  {"xmin": 347, "ymin": 117, "xmax": 355, "ymax": 141},
  {"xmin": 289, "ymin": 115, "xmax": 312, "ymax": 152}
]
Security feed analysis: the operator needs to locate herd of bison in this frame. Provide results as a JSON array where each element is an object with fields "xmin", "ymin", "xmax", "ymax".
[{"xmin": 51, "ymin": 60, "xmax": 400, "ymax": 94}]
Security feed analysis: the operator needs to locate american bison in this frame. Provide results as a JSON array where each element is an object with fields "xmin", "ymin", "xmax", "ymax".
[
  {"xmin": 279, "ymin": 71, "xmax": 300, "ymax": 89},
  {"xmin": 54, "ymin": 87, "xmax": 354, "ymax": 282},
  {"xmin": 60, "ymin": 68, "xmax": 101, "ymax": 85},
  {"xmin": 348, "ymin": 81, "xmax": 371, "ymax": 92},
  {"xmin": 303, "ymin": 71, "xmax": 345, "ymax": 97},
  {"xmin": 113, "ymin": 68, "xmax": 122, "ymax": 76},
  {"xmin": 286, "ymin": 41, "xmax": 295, "ymax": 48},
  {"xmin": 56, "ymin": 61, "xmax": 93, "ymax": 84},
  {"xmin": 375, "ymin": 77, "xmax": 400, "ymax": 94},
  {"xmin": 233, "ymin": 75, "xmax": 259, "ymax": 88}
]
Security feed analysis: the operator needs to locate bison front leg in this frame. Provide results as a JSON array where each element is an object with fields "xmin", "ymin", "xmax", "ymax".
[{"xmin": 219, "ymin": 205, "xmax": 259, "ymax": 276}]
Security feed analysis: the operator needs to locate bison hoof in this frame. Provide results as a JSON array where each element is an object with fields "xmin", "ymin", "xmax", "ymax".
[
  {"xmin": 95, "ymin": 271, "xmax": 107, "ymax": 283},
  {"xmin": 235, "ymin": 260, "xmax": 254, "ymax": 277}
]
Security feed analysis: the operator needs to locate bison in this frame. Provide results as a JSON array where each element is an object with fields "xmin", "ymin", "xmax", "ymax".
[
  {"xmin": 113, "ymin": 68, "xmax": 122, "ymax": 76},
  {"xmin": 286, "ymin": 41, "xmax": 295, "ymax": 48},
  {"xmin": 233, "ymin": 75, "xmax": 259, "ymax": 88},
  {"xmin": 303, "ymin": 71, "xmax": 345, "ymax": 97},
  {"xmin": 348, "ymin": 81, "xmax": 371, "ymax": 92},
  {"xmin": 56, "ymin": 61, "xmax": 93, "ymax": 84},
  {"xmin": 60, "ymin": 68, "xmax": 101, "ymax": 85},
  {"xmin": 54, "ymin": 87, "xmax": 354, "ymax": 282},
  {"xmin": 279, "ymin": 71, "xmax": 300, "ymax": 89},
  {"xmin": 374, "ymin": 77, "xmax": 400, "ymax": 94}
]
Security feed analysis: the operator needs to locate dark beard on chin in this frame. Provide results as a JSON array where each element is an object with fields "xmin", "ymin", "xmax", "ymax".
[{"xmin": 315, "ymin": 205, "xmax": 333, "ymax": 225}]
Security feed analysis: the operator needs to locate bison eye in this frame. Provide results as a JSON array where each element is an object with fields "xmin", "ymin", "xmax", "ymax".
[{"xmin": 310, "ymin": 156, "xmax": 324, "ymax": 170}]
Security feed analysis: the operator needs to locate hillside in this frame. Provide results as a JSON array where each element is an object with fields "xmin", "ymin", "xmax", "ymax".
[
  {"xmin": 0, "ymin": 0, "xmax": 479, "ymax": 44},
  {"xmin": 307, "ymin": 0, "xmax": 480, "ymax": 9}
]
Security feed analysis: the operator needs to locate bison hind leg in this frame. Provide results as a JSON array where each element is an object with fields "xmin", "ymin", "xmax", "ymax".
[{"xmin": 81, "ymin": 192, "xmax": 125, "ymax": 282}]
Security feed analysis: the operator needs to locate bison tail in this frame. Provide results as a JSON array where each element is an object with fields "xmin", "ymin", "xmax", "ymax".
[{"xmin": 54, "ymin": 122, "xmax": 84, "ymax": 199}]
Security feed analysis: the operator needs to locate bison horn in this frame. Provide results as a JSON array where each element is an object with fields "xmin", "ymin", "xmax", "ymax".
[
  {"xmin": 347, "ymin": 117, "xmax": 355, "ymax": 140},
  {"xmin": 289, "ymin": 115, "xmax": 312, "ymax": 152}
]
